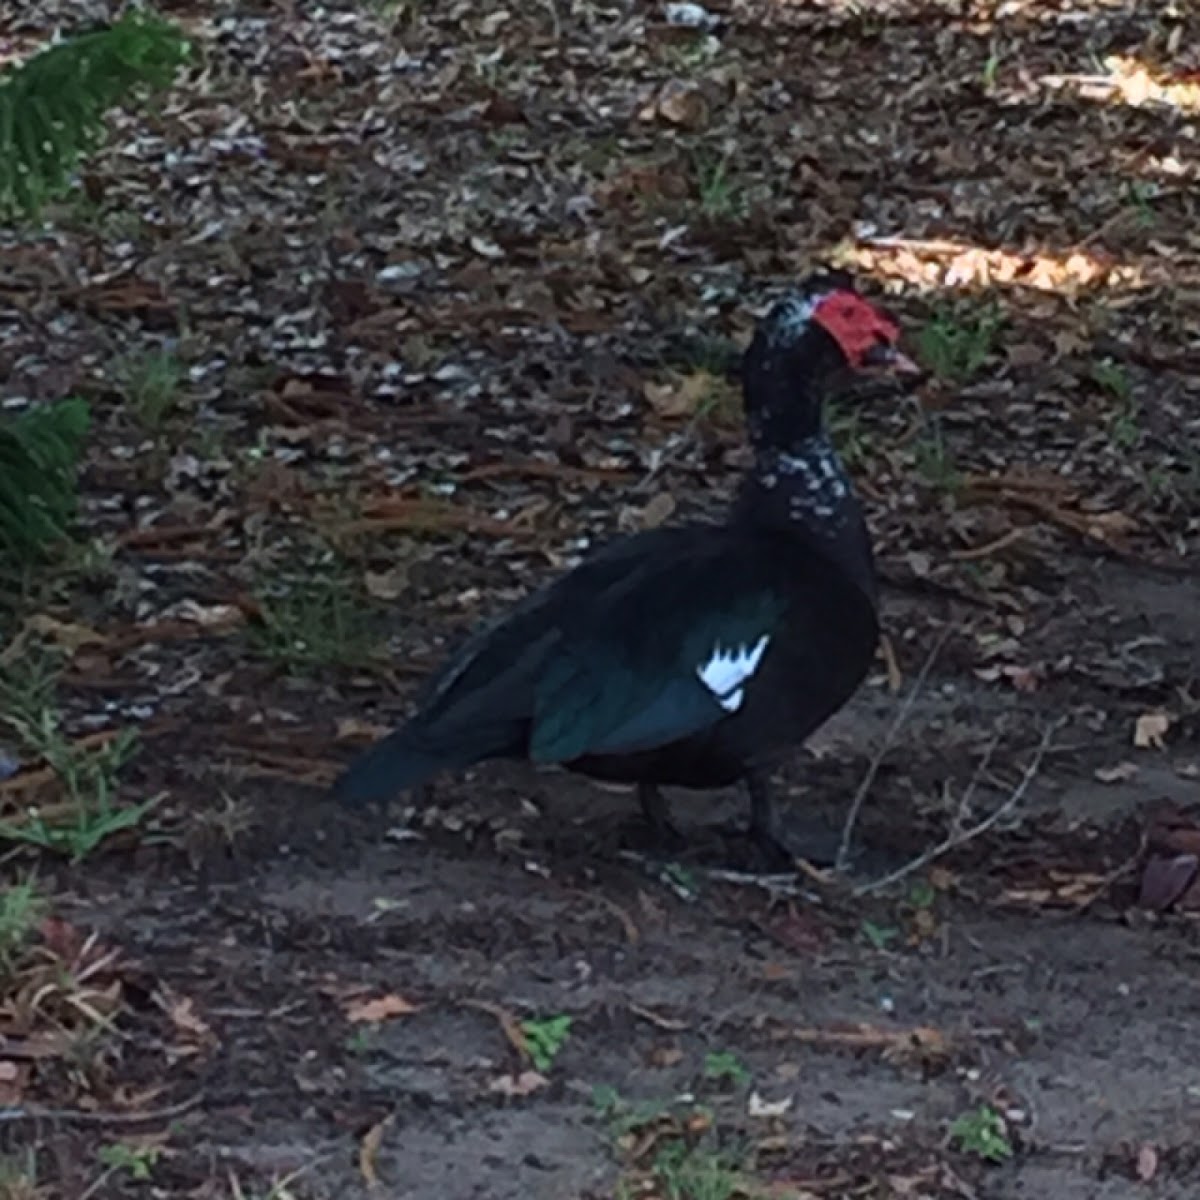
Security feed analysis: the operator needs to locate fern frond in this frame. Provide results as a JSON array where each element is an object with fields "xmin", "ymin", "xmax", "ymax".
[
  {"xmin": 0, "ymin": 13, "xmax": 188, "ymax": 218},
  {"xmin": 0, "ymin": 399, "xmax": 91, "ymax": 563}
]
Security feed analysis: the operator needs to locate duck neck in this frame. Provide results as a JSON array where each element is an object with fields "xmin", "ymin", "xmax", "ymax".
[{"xmin": 734, "ymin": 432, "xmax": 877, "ymax": 603}]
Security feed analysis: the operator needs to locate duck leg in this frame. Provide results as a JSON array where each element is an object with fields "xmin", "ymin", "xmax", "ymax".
[
  {"xmin": 747, "ymin": 772, "xmax": 794, "ymax": 868},
  {"xmin": 638, "ymin": 782, "xmax": 687, "ymax": 850},
  {"xmin": 746, "ymin": 771, "xmax": 846, "ymax": 870}
]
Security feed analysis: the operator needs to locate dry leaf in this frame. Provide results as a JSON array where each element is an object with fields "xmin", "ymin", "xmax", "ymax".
[
  {"xmin": 176, "ymin": 600, "xmax": 245, "ymax": 629},
  {"xmin": 0, "ymin": 1059, "xmax": 24, "ymax": 1106},
  {"xmin": 1006, "ymin": 342, "xmax": 1045, "ymax": 368},
  {"xmin": 469, "ymin": 234, "xmax": 504, "ymax": 260},
  {"xmin": 639, "ymin": 492, "xmax": 676, "ymax": 528},
  {"xmin": 1138, "ymin": 855, "xmax": 1198, "ymax": 912},
  {"xmin": 166, "ymin": 992, "xmax": 214, "ymax": 1044},
  {"xmin": 655, "ymin": 80, "xmax": 709, "ymax": 128},
  {"xmin": 1094, "ymin": 761, "xmax": 1138, "ymax": 783},
  {"xmin": 1133, "ymin": 711, "xmax": 1172, "ymax": 750},
  {"xmin": 461, "ymin": 999, "xmax": 529, "ymax": 1058},
  {"xmin": 1137, "ymin": 1142, "xmax": 1158, "ymax": 1182},
  {"xmin": 24, "ymin": 614, "xmax": 108, "ymax": 652},
  {"xmin": 487, "ymin": 1070, "xmax": 548, "ymax": 1097},
  {"xmin": 643, "ymin": 371, "xmax": 713, "ymax": 418},
  {"xmin": 647, "ymin": 1044, "xmax": 683, "ymax": 1068},
  {"xmin": 359, "ymin": 1115, "xmax": 392, "ymax": 1188},
  {"xmin": 928, "ymin": 866, "xmax": 957, "ymax": 891},
  {"xmin": 879, "ymin": 634, "xmax": 903, "ymax": 693},
  {"xmin": 747, "ymin": 1090, "xmax": 794, "ymax": 1118},
  {"xmin": 364, "ymin": 568, "xmax": 408, "ymax": 600},
  {"xmin": 336, "ymin": 717, "xmax": 390, "ymax": 742},
  {"xmin": 345, "ymin": 993, "xmax": 421, "ymax": 1023}
]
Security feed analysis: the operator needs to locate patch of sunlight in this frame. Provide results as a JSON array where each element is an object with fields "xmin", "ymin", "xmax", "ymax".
[
  {"xmin": 835, "ymin": 236, "xmax": 1145, "ymax": 295},
  {"xmin": 1039, "ymin": 56, "xmax": 1200, "ymax": 114}
]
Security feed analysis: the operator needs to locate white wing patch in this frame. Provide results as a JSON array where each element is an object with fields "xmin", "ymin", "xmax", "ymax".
[{"xmin": 696, "ymin": 634, "xmax": 770, "ymax": 713}]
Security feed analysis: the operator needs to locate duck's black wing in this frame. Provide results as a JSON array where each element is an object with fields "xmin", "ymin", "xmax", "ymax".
[{"xmin": 331, "ymin": 525, "xmax": 790, "ymax": 802}]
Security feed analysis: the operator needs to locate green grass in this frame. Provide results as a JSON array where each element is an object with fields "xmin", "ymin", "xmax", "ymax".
[
  {"xmin": 592, "ymin": 1085, "xmax": 677, "ymax": 1138},
  {"xmin": 1125, "ymin": 179, "xmax": 1157, "ymax": 228},
  {"xmin": 646, "ymin": 1141, "xmax": 743, "ymax": 1200},
  {"xmin": 1090, "ymin": 357, "xmax": 1131, "ymax": 403},
  {"xmin": 981, "ymin": 47, "xmax": 1002, "ymax": 89},
  {"xmin": 114, "ymin": 348, "xmax": 183, "ymax": 431},
  {"xmin": 0, "ymin": 1149, "xmax": 44, "ymax": 1200},
  {"xmin": 521, "ymin": 1014, "xmax": 572, "ymax": 1071},
  {"xmin": 693, "ymin": 152, "xmax": 745, "ymax": 222},
  {"xmin": 911, "ymin": 421, "xmax": 962, "ymax": 492},
  {"xmin": 659, "ymin": 38, "xmax": 720, "ymax": 75},
  {"xmin": 702, "ymin": 1050, "xmax": 750, "ymax": 1087},
  {"xmin": 0, "ymin": 645, "xmax": 154, "ymax": 860},
  {"xmin": 916, "ymin": 303, "xmax": 1003, "ymax": 385},
  {"xmin": 594, "ymin": 1087, "xmax": 748, "ymax": 1200},
  {"xmin": 1104, "ymin": 395, "xmax": 1140, "ymax": 450},
  {"xmin": 0, "ymin": 398, "xmax": 89, "ymax": 567},
  {"xmin": 345, "ymin": 1026, "xmax": 377, "ymax": 1056},
  {"xmin": 950, "ymin": 1104, "xmax": 1013, "ymax": 1163},
  {"xmin": 0, "ymin": 13, "xmax": 188, "ymax": 219},
  {"xmin": 98, "ymin": 1142, "xmax": 160, "ymax": 1182},
  {"xmin": 1092, "ymin": 358, "xmax": 1141, "ymax": 450},
  {"xmin": 251, "ymin": 560, "xmax": 378, "ymax": 672},
  {"xmin": 661, "ymin": 860, "xmax": 700, "ymax": 897},
  {"xmin": 0, "ymin": 880, "xmax": 46, "ymax": 977},
  {"xmin": 861, "ymin": 918, "xmax": 900, "ymax": 950}
]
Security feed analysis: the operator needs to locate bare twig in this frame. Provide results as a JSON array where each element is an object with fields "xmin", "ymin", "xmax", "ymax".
[
  {"xmin": 0, "ymin": 1091, "xmax": 204, "ymax": 1125},
  {"xmin": 950, "ymin": 729, "xmax": 1005, "ymax": 832},
  {"xmin": 694, "ymin": 865, "xmax": 817, "ymax": 898},
  {"xmin": 949, "ymin": 527, "xmax": 1029, "ymax": 562},
  {"xmin": 1073, "ymin": 830, "xmax": 1147, "ymax": 915},
  {"xmin": 78, "ymin": 1167, "xmax": 117, "ymax": 1200},
  {"xmin": 854, "ymin": 721, "xmax": 1062, "ymax": 897},
  {"xmin": 836, "ymin": 626, "xmax": 952, "ymax": 872}
]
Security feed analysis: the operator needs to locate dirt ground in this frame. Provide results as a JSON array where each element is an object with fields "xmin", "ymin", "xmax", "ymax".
[{"xmin": 2, "ymin": 2, "xmax": 1200, "ymax": 1198}]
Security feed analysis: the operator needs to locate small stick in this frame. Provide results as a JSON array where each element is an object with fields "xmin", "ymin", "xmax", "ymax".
[
  {"xmin": 0, "ymin": 1091, "xmax": 204, "ymax": 1125},
  {"xmin": 836, "ymin": 626, "xmax": 952, "ymax": 872},
  {"xmin": 949, "ymin": 527, "xmax": 1028, "ymax": 562},
  {"xmin": 854, "ymin": 721, "xmax": 1061, "ymax": 896},
  {"xmin": 1073, "ymin": 831, "xmax": 1147, "ymax": 915},
  {"xmin": 948, "ymin": 729, "xmax": 1005, "ymax": 838},
  {"xmin": 78, "ymin": 1168, "xmax": 117, "ymax": 1200},
  {"xmin": 695, "ymin": 866, "xmax": 815, "ymax": 898}
]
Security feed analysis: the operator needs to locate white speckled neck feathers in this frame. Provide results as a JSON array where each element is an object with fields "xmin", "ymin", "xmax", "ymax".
[
  {"xmin": 734, "ymin": 434, "xmax": 876, "ymax": 602},
  {"xmin": 754, "ymin": 435, "xmax": 851, "ymax": 523}
]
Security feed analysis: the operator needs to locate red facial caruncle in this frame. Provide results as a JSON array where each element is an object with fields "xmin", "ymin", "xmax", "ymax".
[{"xmin": 810, "ymin": 290, "xmax": 902, "ymax": 369}]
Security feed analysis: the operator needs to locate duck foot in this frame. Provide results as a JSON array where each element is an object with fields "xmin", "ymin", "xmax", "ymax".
[
  {"xmin": 637, "ymin": 782, "xmax": 689, "ymax": 853},
  {"xmin": 739, "ymin": 776, "xmax": 902, "ymax": 876},
  {"xmin": 741, "ymin": 774, "xmax": 848, "ymax": 872}
]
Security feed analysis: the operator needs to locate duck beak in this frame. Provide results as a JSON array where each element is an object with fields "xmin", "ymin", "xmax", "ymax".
[{"xmin": 862, "ymin": 342, "xmax": 922, "ymax": 377}]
